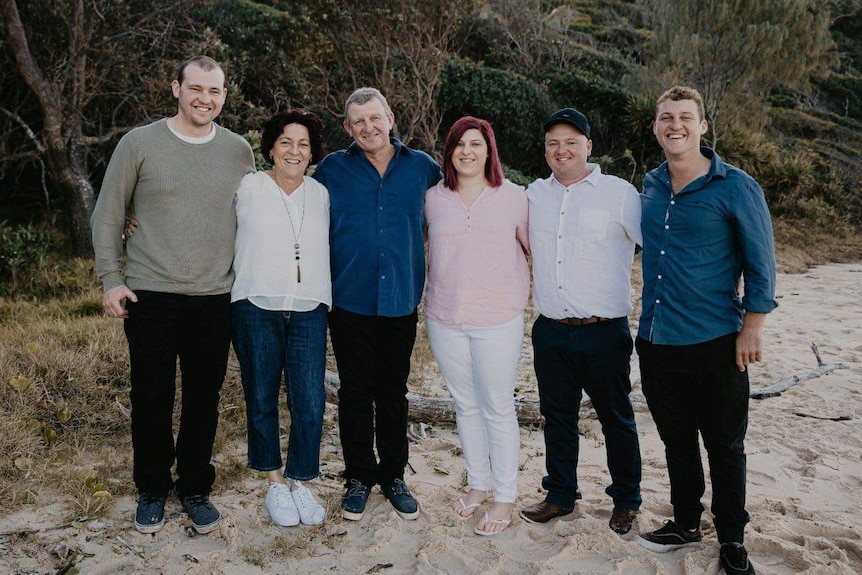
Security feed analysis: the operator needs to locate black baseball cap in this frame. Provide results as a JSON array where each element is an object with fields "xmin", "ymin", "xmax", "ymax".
[{"xmin": 543, "ymin": 108, "xmax": 591, "ymax": 139}]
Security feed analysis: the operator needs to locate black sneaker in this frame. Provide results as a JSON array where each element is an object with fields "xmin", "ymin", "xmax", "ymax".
[
  {"xmin": 342, "ymin": 479, "xmax": 372, "ymax": 521},
  {"xmin": 381, "ymin": 478, "xmax": 419, "ymax": 520},
  {"xmin": 720, "ymin": 543, "xmax": 756, "ymax": 574},
  {"xmin": 180, "ymin": 494, "xmax": 221, "ymax": 534},
  {"xmin": 134, "ymin": 492, "xmax": 167, "ymax": 534},
  {"xmin": 637, "ymin": 520, "xmax": 702, "ymax": 552}
]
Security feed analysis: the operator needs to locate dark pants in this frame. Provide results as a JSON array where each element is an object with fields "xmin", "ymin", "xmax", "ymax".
[
  {"xmin": 532, "ymin": 315, "xmax": 642, "ymax": 511},
  {"xmin": 328, "ymin": 306, "xmax": 417, "ymax": 487},
  {"xmin": 636, "ymin": 333, "xmax": 750, "ymax": 543},
  {"xmin": 124, "ymin": 291, "xmax": 231, "ymax": 497}
]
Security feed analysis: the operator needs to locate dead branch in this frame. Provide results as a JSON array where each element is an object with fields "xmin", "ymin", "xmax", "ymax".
[
  {"xmin": 750, "ymin": 342, "xmax": 851, "ymax": 399},
  {"xmin": 324, "ymin": 371, "xmax": 648, "ymax": 426}
]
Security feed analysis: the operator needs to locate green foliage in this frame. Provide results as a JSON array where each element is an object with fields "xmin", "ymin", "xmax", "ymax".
[
  {"xmin": 816, "ymin": 74, "xmax": 862, "ymax": 121},
  {"xmin": 642, "ymin": 0, "xmax": 837, "ymax": 147},
  {"xmin": 0, "ymin": 221, "xmax": 96, "ymax": 298},
  {"xmin": 439, "ymin": 58, "xmax": 549, "ymax": 177}
]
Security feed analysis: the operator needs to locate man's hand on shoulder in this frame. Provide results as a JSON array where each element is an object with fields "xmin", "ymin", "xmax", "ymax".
[
  {"xmin": 736, "ymin": 311, "xmax": 767, "ymax": 371},
  {"xmin": 103, "ymin": 285, "xmax": 138, "ymax": 319}
]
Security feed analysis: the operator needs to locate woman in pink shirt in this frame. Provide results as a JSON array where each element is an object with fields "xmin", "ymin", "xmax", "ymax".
[{"xmin": 424, "ymin": 116, "xmax": 530, "ymax": 535}]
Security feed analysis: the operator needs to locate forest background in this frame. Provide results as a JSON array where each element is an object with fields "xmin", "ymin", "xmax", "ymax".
[{"xmin": 1, "ymin": 0, "xmax": 862, "ymax": 559}]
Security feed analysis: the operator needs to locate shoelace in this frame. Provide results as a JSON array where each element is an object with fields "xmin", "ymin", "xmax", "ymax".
[
  {"xmin": 390, "ymin": 479, "xmax": 409, "ymax": 495},
  {"xmin": 184, "ymin": 494, "xmax": 209, "ymax": 510},
  {"xmin": 292, "ymin": 485, "xmax": 318, "ymax": 508},
  {"xmin": 346, "ymin": 479, "xmax": 369, "ymax": 497},
  {"xmin": 270, "ymin": 484, "xmax": 292, "ymax": 505}
]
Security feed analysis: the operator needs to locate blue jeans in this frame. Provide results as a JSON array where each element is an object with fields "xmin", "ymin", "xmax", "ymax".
[
  {"xmin": 231, "ymin": 300, "xmax": 327, "ymax": 481},
  {"xmin": 637, "ymin": 333, "xmax": 750, "ymax": 543},
  {"xmin": 532, "ymin": 315, "xmax": 642, "ymax": 511}
]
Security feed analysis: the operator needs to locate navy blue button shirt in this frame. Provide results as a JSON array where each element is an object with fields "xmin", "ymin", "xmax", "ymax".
[
  {"xmin": 638, "ymin": 149, "xmax": 778, "ymax": 345},
  {"xmin": 313, "ymin": 138, "xmax": 441, "ymax": 317}
]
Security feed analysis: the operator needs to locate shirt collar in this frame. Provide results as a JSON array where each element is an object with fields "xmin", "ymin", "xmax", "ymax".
[
  {"xmin": 345, "ymin": 136, "xmax": 405, "ymax": 158},
  {"xmin": 550, "ymin": 162, "xmax": 602, "ymax": 189}
]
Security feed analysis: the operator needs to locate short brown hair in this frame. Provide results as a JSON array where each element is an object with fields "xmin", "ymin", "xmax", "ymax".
[
  {"xmin": 177, "ymin": 56, "xmax": 223, "ymax": 85},
  {"xmin": 656, "ymin": 86, "xmax": 706, "ymax": 121}
]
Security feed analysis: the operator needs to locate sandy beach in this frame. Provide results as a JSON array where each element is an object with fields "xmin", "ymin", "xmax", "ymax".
[{"xmin": 2, "ymin": 262, "xmax": 861, "ymax": 574}]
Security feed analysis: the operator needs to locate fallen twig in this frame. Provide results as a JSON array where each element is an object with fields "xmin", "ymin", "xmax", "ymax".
[
  {"xmin": 794, "ymin": 412, "xmax": 852, "ymax": 422},
  {"xmin": 751, "ymin": 343, "xmax": 850, "ymax": 399}
]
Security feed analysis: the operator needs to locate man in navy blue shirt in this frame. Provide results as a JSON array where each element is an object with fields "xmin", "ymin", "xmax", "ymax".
[
  {"xmin": 635, "ymin": 86, "xmax": 777, "ymax": 575},
  {"xmin": 313, "ymin": 87, "xmax": 441, "ymax": 521}
]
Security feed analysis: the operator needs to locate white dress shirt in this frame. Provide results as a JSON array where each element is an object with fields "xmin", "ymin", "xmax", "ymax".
[{"xmin": 526, "ymin": 163, "xmax": 641, "ymax": 320}]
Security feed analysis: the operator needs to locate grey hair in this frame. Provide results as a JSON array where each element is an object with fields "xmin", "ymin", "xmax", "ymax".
[{"xmin": 343, "ymin": 87, "xmax": 393, "ymax": 119}]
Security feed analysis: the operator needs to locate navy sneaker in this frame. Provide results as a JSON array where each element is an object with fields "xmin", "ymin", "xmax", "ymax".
[
  {"xmin": 720, "ymin": 542, "xmax": 756, "ymax": 574},
  {"xmin": 134, "ymin": 492, "xmax": 167, "ymax": 534},
  {"xmin": 637, "ymin": 520, "xmax": 702, "ymax": 552},
  {"xmin": 342, "ymin": 479, "xmax": 371, "ymax": 521},
  {"xmin": 180, "ymin": 494, "xmax": 221, "ymax": 534},
  {"xmin": 381, "ymin": 479, "xmax": 419, "ymax": 520}
]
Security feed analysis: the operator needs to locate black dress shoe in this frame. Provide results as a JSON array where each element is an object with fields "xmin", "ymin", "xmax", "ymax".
[
  {"xmin": 519, "ymin": 500, "xmax": 573, "ymax": 523},
  {"xmin": 609, "ymin": 506, "xmax": 637, "ymax": 534}
]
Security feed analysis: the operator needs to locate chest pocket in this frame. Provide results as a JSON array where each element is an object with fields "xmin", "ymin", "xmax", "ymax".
[{"xmin": 576, "ymin": 208, "xmax": 609, "ymax": 241}]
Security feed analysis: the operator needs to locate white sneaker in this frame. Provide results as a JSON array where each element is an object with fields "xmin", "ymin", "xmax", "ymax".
[
  {"xmin": 266, "ymin": 482, "xmax": 299, "ymax": 527},
  {"xmin": 291, "ymin": 481, "xmax": 326, "ymax": 525}
]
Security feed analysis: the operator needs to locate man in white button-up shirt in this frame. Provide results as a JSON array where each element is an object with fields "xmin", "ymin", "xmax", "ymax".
[{"xmin": 519, "ymin": 109, "xmax": 643, "ymax": 536}]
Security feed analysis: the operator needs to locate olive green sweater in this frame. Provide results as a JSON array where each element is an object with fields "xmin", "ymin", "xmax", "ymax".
[{"xmin": 91, "ymin": 119, "xmax": 255, "ymax": 295}]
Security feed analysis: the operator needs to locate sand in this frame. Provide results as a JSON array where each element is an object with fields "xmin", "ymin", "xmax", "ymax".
[{"xmin": 2, "ymin": 262, "xmax": 861, "ymax": 574}]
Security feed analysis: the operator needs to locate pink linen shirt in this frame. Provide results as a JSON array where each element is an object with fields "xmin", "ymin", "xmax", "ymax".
[{"xmin": 424, "ymin": 179, "xmax": 530, "ymax": 326}]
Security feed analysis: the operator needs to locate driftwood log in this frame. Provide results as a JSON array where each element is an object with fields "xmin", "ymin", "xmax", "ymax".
[
  {"xmin": 750, "ymin": 343, "xmax": 851, "ymax": 399},
  {"xmin": 324, "ymin": 343, "xmax": 850, "ymax": 424},
  {"xmin": 324, "ymin": 372, "xmax": 644, "ymax": 426}
]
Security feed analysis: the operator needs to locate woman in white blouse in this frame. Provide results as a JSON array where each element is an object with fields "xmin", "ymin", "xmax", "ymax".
[{"xmin": 231, "ymin": 110, "xmax": 331, "ymax": 527}]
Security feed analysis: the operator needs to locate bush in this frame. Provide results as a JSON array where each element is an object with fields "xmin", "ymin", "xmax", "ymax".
[
  {"xmin": 0, "ymin": 221, "xmax": 97, "ymax": 299},
  {"xmin": 439, "ymin": 57, "xmax": 550, "ymax": 177}
]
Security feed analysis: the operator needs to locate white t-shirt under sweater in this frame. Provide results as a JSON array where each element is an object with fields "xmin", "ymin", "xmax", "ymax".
[{"xmin": 231, "ymin": 171, "xmax": 332, "ymax": 312}]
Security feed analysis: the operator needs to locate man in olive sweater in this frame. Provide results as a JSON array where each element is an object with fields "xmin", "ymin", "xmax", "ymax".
[{"xmin": 90, "ymin": 56, "xmax": 254, "ymax": 534}]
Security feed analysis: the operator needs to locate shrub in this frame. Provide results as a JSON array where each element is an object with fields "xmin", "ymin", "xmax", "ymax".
[{"xmin": 439, "ymin": 57, "xmax": 550, "ymax": 177}]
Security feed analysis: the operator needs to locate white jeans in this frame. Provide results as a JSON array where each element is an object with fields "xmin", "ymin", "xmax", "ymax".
[{"xmin": 426, "ymin": 313, "xmax": 524, "ymax": 502}]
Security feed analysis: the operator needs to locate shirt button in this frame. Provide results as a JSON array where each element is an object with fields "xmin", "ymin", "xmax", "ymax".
[
  {"xmin": 379, "ymin": 205, "xmax": 384, "ymax": 210},
  {"xmin": 557, "ymin": 261, "xmax": 562, "ymax": 264},
  {"xmin": 379, "ymin": 229, "xmax": 383, "ymax": 233},
  {"xmin": 660, "ymin": 250, "xmax": 665, "ymax": 255},
  {"xmin": 380, "ymin": 252, "xmax": 385, "ymax": 257},
  {"xmin": 381, "ymin": 275, "xmax": 386, "ymax": 279},
  {"xmin": 656, "ymin": 299, "xmax": 660, "ymax": 304},
  {"xmin": 670, "ymin": 200, "xmax": 675, "ymax": 205},
  {"xmin": 558, "ymin": 235, "xmax": 562, "ymax": 239},
  {"xmin": 558, "ymin": 286, "xmax": 562, "ymax": 289},
  {"xmin": 665, "ymin": 225, "xmax": 669, "ymax": 229},
  {"xmin": 658, "ymin": 274, "xmax": 662, "ymax": 279}
]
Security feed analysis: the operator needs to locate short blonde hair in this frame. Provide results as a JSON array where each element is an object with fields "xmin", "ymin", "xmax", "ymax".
[{"xmin": 656, "ymin": 86, "xmax": 706, "ymax": 121}]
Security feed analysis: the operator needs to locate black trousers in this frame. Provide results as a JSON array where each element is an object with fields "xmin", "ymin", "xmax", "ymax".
[
  {"xmin": 533, "ymin": 316, "xmax": 642, "ymax": 511},
  {"xmin": 637, "ymin": 333, "xmax": 750, "ymax": 543},
  {"xmin": 328, "ymin": 306, "xmax": 417, "ymax": 487},
  {"xmin": 124, "ymin": 291, "xmax": 231, "ymax": 497}
]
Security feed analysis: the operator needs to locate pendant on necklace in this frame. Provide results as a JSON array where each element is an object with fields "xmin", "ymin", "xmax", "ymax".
[{"xmin": 294, "ymin": 243, "xmax": 301, "ymax": 283}]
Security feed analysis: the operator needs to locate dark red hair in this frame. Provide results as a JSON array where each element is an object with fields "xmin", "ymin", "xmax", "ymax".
[{"xmin": 442, "ymin": 116, "xmax": 503, "ymax": 190}]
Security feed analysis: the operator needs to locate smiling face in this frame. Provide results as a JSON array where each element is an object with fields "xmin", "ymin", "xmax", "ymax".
[
  {"xmin": 171, "ymin": 63, "xmax": 225, "ymax": 135},
  {"xmin": 451, "ymin": 128, "xmax": 489, "ymax": 181},
  {"xmin": 653, "ymin": 98, "xmax": 708, "ymax": 160},
  {"xmin": 343, "ymin": 98, "xmax": 394, "ymax": 156},
  {"xmin": 270, "ymin": 123, "xmax": 312, "ymax": 181},
  {"xmin": 544, "ymin": 123, "xmax": 592, "ymax": 186}
]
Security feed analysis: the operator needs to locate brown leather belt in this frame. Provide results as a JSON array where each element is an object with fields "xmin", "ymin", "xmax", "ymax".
[{"xmin": 551, "ymin": 316, "xmax": 614, "ymax": 327}]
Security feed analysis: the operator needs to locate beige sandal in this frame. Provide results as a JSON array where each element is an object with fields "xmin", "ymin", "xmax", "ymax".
[{"xmin": 474, "ymin": 511, "xmax": 511, "ymax": 536}]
